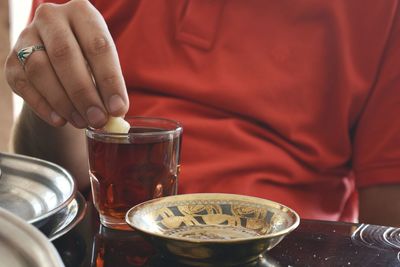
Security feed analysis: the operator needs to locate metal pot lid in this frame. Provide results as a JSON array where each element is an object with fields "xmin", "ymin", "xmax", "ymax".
[
  {"xmin": 0, "ymin": 207, "xmax": 65, "ymax": 267},
  {"xmin": 0, "ymin": 152, "xmax": 76, "ymax": 224}
]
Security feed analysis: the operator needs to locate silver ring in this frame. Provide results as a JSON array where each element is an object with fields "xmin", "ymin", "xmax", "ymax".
[{"xmin": 17, "ymin": 45, "xmax": 46, "ymax": 67}]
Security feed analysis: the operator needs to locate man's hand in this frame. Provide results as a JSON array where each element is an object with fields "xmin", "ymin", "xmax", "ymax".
[
  {"xmin": 5, "ymin": 0, "xmax": 129, "ymax": 129},
  {"xmin": 359, "ymin": 184, "xmax": 400, "ymax": 227}
]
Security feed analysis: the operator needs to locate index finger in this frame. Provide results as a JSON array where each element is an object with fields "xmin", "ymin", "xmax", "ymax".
[{"xmin": 68, "ymin": 1, "xmax": 129, "ymax": 116}]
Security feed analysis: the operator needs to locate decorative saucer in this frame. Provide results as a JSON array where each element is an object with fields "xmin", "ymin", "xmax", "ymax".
[{"xmin": 126, "ymin": 193, "xmax": 299, "ymax": 266}]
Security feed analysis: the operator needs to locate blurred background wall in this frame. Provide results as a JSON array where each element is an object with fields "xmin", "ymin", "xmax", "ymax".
[
  {"xmin": 0, "ymin": 0, "xmax": 13, "ymax": 151},
  {"xmin": 1, "ymin": 0, "xmax": 31, "ymax": 151}
]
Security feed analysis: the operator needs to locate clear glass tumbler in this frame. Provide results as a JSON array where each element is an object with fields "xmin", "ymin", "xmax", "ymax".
[{"xmin": 86, "ymin": 117, "xmax": 182, "ymax": 230}]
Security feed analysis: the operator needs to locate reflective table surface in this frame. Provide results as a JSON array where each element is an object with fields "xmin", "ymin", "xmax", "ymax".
[{"xmin": 53, "ymin": 201, "xmax": 400, "ymax": 267}]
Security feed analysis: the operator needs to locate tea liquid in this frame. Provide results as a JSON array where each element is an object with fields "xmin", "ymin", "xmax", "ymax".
[{"xmin": 87, "ymin": 127, "xmax": 181, "ymax": 230}]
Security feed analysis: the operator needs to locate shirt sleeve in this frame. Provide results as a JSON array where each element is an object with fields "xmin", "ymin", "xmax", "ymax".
[{"xmin": 353, "ymin": 4, "xmax": 400, "ymax": 188}]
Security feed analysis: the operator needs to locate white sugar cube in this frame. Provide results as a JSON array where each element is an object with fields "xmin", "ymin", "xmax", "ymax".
[{"xmin": 102, "ymin": 117, "xmax": 130, "ymax": 133}]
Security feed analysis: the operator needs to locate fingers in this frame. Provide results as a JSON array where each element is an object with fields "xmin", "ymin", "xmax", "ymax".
[
  {"xmin": 19, "ymin": 27, "xmax": 87, "ymax": 128},
  {"xmin": 5, "ymin": 1, "xmax": 129, "ymax": 129},
  {"xmin": 5, "ymin": 54, "xmax": 66, "ymax": 127},
  {"xmin": 33, "ymin": 2, "xmax": 108, "ymax": 128},
  {"xmin": 68, "ymin": 3, "xmax": 129, "ymax": 116}
]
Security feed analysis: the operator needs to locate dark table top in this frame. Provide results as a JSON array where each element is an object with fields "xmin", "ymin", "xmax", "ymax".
[{"xmin": 53, "ymin": 201, "xmax": 400, "ymax": 267}]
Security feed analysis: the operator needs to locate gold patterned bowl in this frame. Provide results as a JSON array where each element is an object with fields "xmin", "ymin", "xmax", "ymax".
[{"xmin": 125, "ymin": 193, "xmax": 300, "ymax": 266}]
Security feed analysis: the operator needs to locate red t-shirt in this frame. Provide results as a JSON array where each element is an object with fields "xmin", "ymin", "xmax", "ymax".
[{"xmin": 30, "ymin": 0, "xmax": 400, "ymax": 222}]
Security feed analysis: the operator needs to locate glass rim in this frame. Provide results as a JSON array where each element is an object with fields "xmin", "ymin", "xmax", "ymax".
[{"xmin": 85, "ymin": 116, "xmax": 183, "ymax": 137}]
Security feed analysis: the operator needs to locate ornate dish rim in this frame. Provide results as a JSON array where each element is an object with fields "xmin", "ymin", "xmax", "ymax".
[{"xmin": 126, "ymin": 193, "xmax": 300, "ymax": 244}]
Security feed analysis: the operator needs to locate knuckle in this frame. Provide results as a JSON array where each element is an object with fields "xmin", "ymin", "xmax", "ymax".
[
  {"xmin": 70, "ymin": 0, "xmax": 91, "ymax": 9},
  {"xmin": 68, "ymin": 0, "xmax": 100, "ymax": 20},
  {"xmin": 48, "ymin": 41, "xmax": 73, "ymax": 59},
  {"xmin": 34, "ymin": 3, "xmax": 57, "ymax": 22},
  {"xmin": 17, "ymin": 26, "xmax": 33, "ymax": 40},
  {"xmin": 86, "ymin": 35, "xmax": 114, "ymax": 56},
  {"xmin": 24, "ymin": 56, "xmax": 47, "ymax": 77},
  {"xmin": 51, "ymin": 94, "xmax": 70, "ymax": 109},
  {"xmin": 52, "ymin": 98, "xmax": 72, "ymax": 115},
  {"xmin": 69, "ymin": 86, "xmax": 91, "ymax": 102},
  {"xmin": 13, "ymin": 78, "xmax": 30, "ymax": 96},
  {"xmin": 101, "ymin": 74, "xmax": 119, "ymax": 87},
  {"xmin": 4, "ymin": 55, "xmax": 16, "ymax": 84},
  {"xmin": 4, "ymin": 60, "xmax": 27, "ymax": 97}
]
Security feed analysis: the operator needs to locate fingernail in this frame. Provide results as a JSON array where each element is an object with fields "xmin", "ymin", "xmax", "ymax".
[
  {"xmin": 50, "ymin": 111, "xmax": 63, "ymax": 124},
  {"xmin": 86, "ymin": 106, "xmax": 107, "ymax": 126},
  {"xmin": 108, "ymin": 94, "xmax": 125, "ymax": 114},
  {"xmin": 71, "ymin": 112, "xmax": 87, "ymax": 128}
]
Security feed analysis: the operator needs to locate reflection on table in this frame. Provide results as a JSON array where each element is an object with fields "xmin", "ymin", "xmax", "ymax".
[{"xmin": 53, "ymin": 202, "xmax": 400, "ymax": 267}]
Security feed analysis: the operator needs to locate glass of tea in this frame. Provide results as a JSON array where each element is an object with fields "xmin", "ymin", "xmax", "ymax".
[{"xmin": 86, "ymin": 117, "xmax": 183, "ymax": 230}]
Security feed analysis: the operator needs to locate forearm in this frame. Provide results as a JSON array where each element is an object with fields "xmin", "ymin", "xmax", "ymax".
[
  {"xmin": 11, "ymin": 104, "xmax": 90, "ymax": 192},
  {"xmin": 358, "ymin": 184, "xmax": 400, "ymax": 227}
]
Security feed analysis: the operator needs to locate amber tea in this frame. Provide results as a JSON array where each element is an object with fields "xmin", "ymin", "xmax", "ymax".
[{"xmin": 86, "ymin": 117, "xmax": 182, "ymax": 230}]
